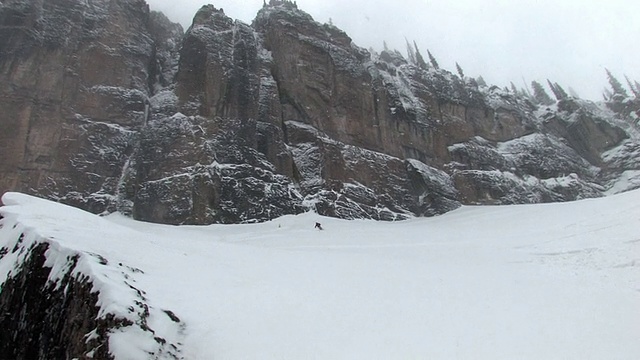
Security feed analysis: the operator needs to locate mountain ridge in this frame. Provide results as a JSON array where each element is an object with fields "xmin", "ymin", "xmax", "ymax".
[{"xmin": 1, "ymin": 0, "xmax": 639, "ymax": 225}]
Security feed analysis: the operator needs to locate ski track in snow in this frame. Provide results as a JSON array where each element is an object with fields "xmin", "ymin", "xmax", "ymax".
[{"xmin": 1, "ymin": 190, "xmax": 640, "ymax": 359}]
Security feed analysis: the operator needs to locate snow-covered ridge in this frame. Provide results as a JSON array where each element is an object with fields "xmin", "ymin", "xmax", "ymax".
[{"xmin": 0, "ymin": 193, "xmax": 184, "ymax": 359}]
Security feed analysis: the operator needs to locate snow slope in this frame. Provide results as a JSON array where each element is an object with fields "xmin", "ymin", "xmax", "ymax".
[{"xmin": 1, "ymin": 190, "xmax": 639, "ymax": 359}]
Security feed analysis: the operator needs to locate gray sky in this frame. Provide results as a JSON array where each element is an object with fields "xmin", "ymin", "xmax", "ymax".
[{"xmin": 147, "ymin": 0, "xmax": 640, "ymax": 101}]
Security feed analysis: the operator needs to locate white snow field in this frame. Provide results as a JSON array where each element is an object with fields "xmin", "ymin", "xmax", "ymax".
[{"xmin": 1, "ymin": 190, "xmax": 639, "ymax": 359}]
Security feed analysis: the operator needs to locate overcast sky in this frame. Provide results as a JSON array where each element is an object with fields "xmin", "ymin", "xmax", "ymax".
[{"xmin": 146, "ymin": 0, "xmax": 639, "ymax": 101}]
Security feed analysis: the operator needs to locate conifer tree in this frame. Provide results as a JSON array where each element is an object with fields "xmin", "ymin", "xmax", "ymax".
[
  {"xmin": 555, "ymin": 82, "xmax": 569, "ymax": 99},
  {"xmin": 546, "ymin": 80, "xmax": 557, "ymax": 98},
  {"xmin": 521, "ymin": 77, "xmax": 533, "ymax": 97},
  {"xmin": 624, "ymin": 75, "xmax": 639, "ymax": 98},
  {"xmin": 510, "ymin": 82, "xmax": 518, "ymax": 95},
  {"xmin": 547, "ymin": 80, "xmax": 568, "ymax": 100},
  {"xmin": 405, "ymin": 38, "xmax": 416, "ymax": 64},
  {"xmin": 456, "ymin": 62, "xmax": 465, "ymax": 79},
  {"xmin": 531, "ymin": 80, "xmax": 554, "ymax": 105},
  {"xmin": 427, "ymin": 50, "xmax": 439, "ymax": 69},
  {"xmin": 413, "ymin": 41, "xmax": 428, "ymax": 70},
  {"xmin": 476, "ymin": 76, "xmax": 487, "ymax": 87},
  {"xmin": 383, "ymin": 41, "xmax": 389, "ymax": 52},
  {"xmin": 605, "ymin": 68, "xmax": 628, "ymax": 97}
]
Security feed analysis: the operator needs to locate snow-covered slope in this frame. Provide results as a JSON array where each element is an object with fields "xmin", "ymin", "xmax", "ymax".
[{"xmin": 1, "ymin": 190, "xmax": 639, "ymax": 359}]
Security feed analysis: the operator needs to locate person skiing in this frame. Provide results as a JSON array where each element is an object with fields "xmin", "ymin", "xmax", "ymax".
[{"xmin": 314, "ymin": 222, "xmax": 323, "ymax": 230}]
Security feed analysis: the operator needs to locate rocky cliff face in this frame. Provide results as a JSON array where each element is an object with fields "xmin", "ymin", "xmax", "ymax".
[
  {"xmin": 1, "ymin": 0, "xmax": 639, "ymax": 225},
  {"xmin": 1, "ymin": 1, "xmax": 639, "ymax": 357},
  {"xmin": 0, "ymin": 0, "xmax": 183, "ymax": 215}
]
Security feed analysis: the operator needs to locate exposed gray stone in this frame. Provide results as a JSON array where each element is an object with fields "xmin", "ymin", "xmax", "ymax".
[{"xmin": 0, "ymin": 0, "xmax": 638, "ymax": 225}]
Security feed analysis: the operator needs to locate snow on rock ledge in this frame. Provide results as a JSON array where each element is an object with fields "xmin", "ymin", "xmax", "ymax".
[{"xmin": 0, "ymin": 193, "xmax": 185, "ymax": 360}]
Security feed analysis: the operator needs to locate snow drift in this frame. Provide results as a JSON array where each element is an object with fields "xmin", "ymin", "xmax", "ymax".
[{"xmin": 0, "ymin": 190, "xmax": 639, "ymax": 359}]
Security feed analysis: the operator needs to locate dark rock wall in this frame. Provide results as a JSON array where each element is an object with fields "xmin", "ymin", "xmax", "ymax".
[
  {"xmin": 0, "ymin": 0, "xmax": 181, "ymax": 214},
  {"xmin": 1, "ymin": 0, "xmax": 638, "ymax": 224},
  {"xmin": 0, "ymin": 242, "xmax": 111, "ymax": 359}
]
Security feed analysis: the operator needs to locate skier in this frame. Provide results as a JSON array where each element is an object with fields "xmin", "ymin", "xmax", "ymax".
[{"xmin": 314, "ymin": 222, "xmax": 323, "ymax": 230}]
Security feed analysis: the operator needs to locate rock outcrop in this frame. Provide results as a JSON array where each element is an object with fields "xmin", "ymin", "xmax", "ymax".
[
  {"xmin": 0, "ymin": 242, "xmax": 112, "ymax": 359},
  {"xmin": 1, "ymin": 0, "xmax": 639, "ymax": 225},
  {"xmin": 0, "ymin": 193, "xmax": 185, "ymax": 359}
]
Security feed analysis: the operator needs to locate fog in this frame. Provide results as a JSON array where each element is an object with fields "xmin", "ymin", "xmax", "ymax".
[{"xmin": 146, "ymin": 0, "xmax": 640, "ymax": 101}]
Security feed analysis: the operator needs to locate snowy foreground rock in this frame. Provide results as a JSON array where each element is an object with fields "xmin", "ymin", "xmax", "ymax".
[{"xmin": 1, "ymin": 191, "xmax": 639, "ymax": 359}]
